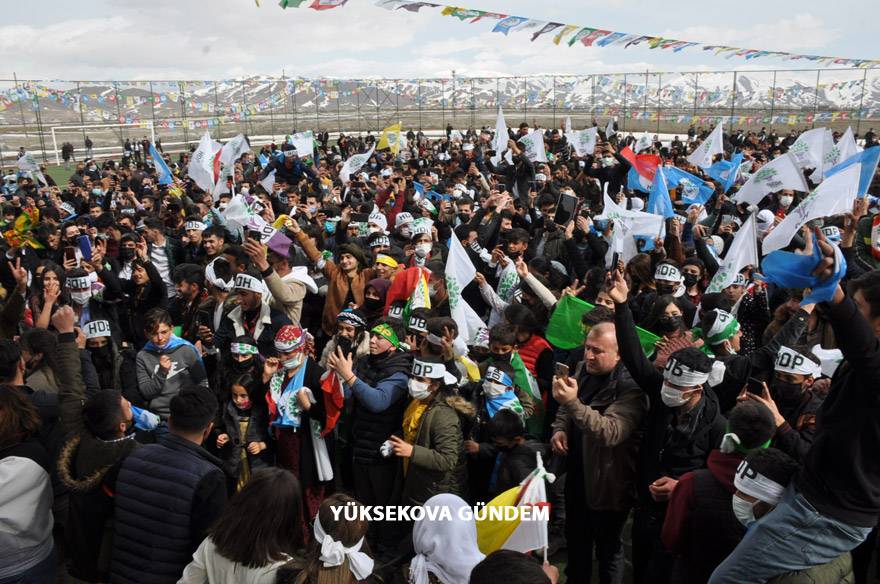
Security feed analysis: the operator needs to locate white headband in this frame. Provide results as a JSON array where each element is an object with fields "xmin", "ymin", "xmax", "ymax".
[
  {"xmin": 654, "ymin": 263, "xmax": 683, "ymax": 283},
  {"xmin": 205, "ymin": 259, "xmax": 234, "ymax": 292},
  {"xmin": 234, "ymin": 273, "xmax": 263, "ymax": 293},
  {"xmin": 313, "ymin": 515, "xmax": 373, "ymax": 580},
  {"xmin": 185, "ymin": 221, "xmax": 206, "ymax": 232},
  {"xmin": 67, "ymin": 276, "xmax": 91, "ymax": 290},
  {"xmin": 371, "ymin": 235, "xmax": 390, "ymax": 248},
  {"xmin": 775, "ymin": 346, "xmax": 821, "ymax": 377},
  {"xmin": 707, "ymin": 310, "xmax": 739, "ymax": 341},
  {"xmin": 60, "ymin": 202, "xmax": 75, "ymax": 216},
  {"xmin": 84, "ymin": 319, "xmax": 112, "ymax": 339},
  {"xmin": 734, "ymin": 459, "xmax": 787, "ymax": 505},
  {"xmin": 663, "ymin": 357, "xmax": 710, "ymax": 386},
  {"xmin": 412, "ymin": 358, "xmax": 457, "ymax": 384}
]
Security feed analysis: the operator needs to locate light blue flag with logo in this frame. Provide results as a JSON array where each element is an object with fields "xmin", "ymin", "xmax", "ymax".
[
  {"xmin": 705, "ymin": 159, "xmax": 732, "ymax": 184},
  {"xmin": 723, "ymin": 151, "xmax": 744, "ymax": 194},
  {"xmin": 664, "ymin": 165, "xmax": 715, "ymax": 206},
  {"xmin": 825, "ymin": 146, "xmax": 880, "ymax": 198},
  {"xmin": 150, "ymin": 143, "xmax": 173, "ymax": 185},
  {"xmin": 648, "ymin": 166, "xmax": 674, "ymax": 218}
]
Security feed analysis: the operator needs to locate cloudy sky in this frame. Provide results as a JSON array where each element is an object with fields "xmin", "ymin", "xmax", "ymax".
[{"xmin": 0, "ymin": 0, "xmax": 875, "ymax": 80}]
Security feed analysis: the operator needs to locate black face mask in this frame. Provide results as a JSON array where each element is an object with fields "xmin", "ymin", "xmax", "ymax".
[
  {"xmin": 656, "ymin": 284, "xmax": 675, "ymax": 296},
  {"xmin": 771, "ymin": 380, "xmax": 804, "ymax": 409},
  {"xmin": 363, "ymin": 297, "xmax": 384, "ymax": 313},
  {"xmin": 492, "ymin": 352, "xmax": 512, "ymax": 363},
  {"xmin": 683, "ymin": 274, "xmax": 700, "ymax": 288},
  {"xmin": 458, "ymin": 213, "xmax": 471, "ymax": 223},
  {"xmin": 657, "ymin": 315, "xmax": 683, "ymax": 333},
  {"xmin": 232, "ymin": 358, "xmax": 254, "ymax": 372},
  {"xmin": 119, "ymin": 248, "xmax": 135, "ymax": 262}
]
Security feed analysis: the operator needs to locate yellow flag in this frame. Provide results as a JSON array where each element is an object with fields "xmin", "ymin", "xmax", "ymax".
[{"xmin": 377, "ymin": 123, "xmax": 402, "ymax": 155}]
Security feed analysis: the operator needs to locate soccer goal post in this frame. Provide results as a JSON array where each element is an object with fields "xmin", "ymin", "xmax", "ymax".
[{"xmin": 50, "ymin": 121, "xmax": 155, "ymax": 165}]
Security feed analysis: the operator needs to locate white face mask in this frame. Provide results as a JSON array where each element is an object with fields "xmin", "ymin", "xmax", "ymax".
[
  {"xmin": 779, "ymin": 195, "xmax": 793, "ymax": 208},
  {"xmin": 602, "ymin": 156, "xmax": 615, "ymax": 167},
  {"xmin": 660, "ymin": 382, "xmax": 691, "ymax": 408},
  {"xmin": 399, "ymin": 226, "xmax": 412, "ymax": 238},
  {"xmin": 415, "ymin": 242, "xmax": 432, "ymax": 258},
  {"xmin": 369, "ymin": 226, "xmax": 382, "ymax": 234},
  {"xmin": 240, "ymin": 187, "xmax": 250, "ymax": 196},
  {"xmin": 483, "ymin": 381, "xmax": 509, "ymax": 397},
  {"xmin": 732, "ymin": 495, "xmax": 756, "ymax": 527},
  {"xmin": 282, "ymin": 353, "xmax": 305, "ymax": 370},
  {"xmin": 408, "ymin": 379, "xmax": 432, "ymax": 400},
  {"xmin": 70, "ymin": 290, "xmax": 92, "ymax": 305}
]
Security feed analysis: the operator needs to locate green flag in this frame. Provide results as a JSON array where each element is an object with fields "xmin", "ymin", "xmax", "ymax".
[
  {"xmin": 546, "ymin": 295, "xmax": 660, "ymax": 357},
  {"xmin": 509, "ymin": 353, "xmax": 544, "ymax": 437}
]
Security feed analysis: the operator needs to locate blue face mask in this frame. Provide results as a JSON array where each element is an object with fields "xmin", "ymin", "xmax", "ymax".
[
  {"xmin": 92, "ymin": 188, "xmax": 104, "ymax": 196},
  {"xmin": 325, "ymin": 222, "xmax": 336, "ymax": 235}
]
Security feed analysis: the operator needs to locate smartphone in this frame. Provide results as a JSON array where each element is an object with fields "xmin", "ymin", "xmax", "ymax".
[
  {"xmin": 246, "ymin": 229, "xmax": 262, "ymax": 243},
  {"xmin": 351, "ymin": 212, "xmax": 370, "ymax": 223},
  {"xmin": 594, "ymin": 219, "xmax": 608, "ymax": 232},
  {"xmin": 64, "ymin": 246, "xmax": 78, "ymax": 265},
  {"xmin": 610, "ymin": 251, "xmax": 620, "ymax": 273},
  {"xmin": 747, "ymin": 377, "xmax": 765, "ymax": 395},
  {"xmin": 528, "ymin": 181, "xmax": 537, "ymax": 191},
  {"xmin": 76, "ymin": 234, "xmax": 93, "ymax": 262},
  {"xmin": 496, "ymin": 184, "xmax": 507, "ymax": 194},
  {"xmin": 336, "ymin": 336, "xmax": 353, "ymax": 358},
  {"xmin": 554, "ymin": 191, "xmax": 578, "ymax": 225},
  {"xmin": 554, "ymin": 362, "xmax": 570, "ymax": 378}
]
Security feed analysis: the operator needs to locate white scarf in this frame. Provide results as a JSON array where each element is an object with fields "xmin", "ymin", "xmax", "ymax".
[
  {"xmin": 313, "ymin": 515, "xmax": 373, "ymax": 581},
  {"xmin": 409, "ymin": 494, "xmax": 485, "ymax": 584}
]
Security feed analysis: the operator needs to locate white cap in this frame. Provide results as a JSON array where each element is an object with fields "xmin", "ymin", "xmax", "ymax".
[
  {"xmin": 756, "ymin": 209, "xmax": 775, "ymax": 232},
  {"xmin": 368, "ymin": 212, "xmax": 388, "ymax": 232},
  {"xmin": 380, "ymin": 167, "xmax": 393, "ymax": 178},
  {"xmin": 395, "ymin": 212, "xmax": 414, "ymax": 228},
  {"xmin": 535, "ymin": 173, "xmax": 547, "ymax": 182},
  {"xmin": 630, "ymin": 197, "xmax": 645, "ymax": 212},
  {"xmin": 462, "ymin": 143, "xmax": 474, "ymax": 152}
]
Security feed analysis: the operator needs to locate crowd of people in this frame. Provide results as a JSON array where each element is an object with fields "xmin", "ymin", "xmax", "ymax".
[{"xmin": 1, "ymin": 117, "xmax": 879, "ymax": 584}]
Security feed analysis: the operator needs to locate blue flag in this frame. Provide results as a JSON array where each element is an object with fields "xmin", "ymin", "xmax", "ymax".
[
  {"xmin": 150, "ymin": 143, "xmax": 173, "ymax": 185},
  {"xmin": 825, "ymin": 146, "xmax": 880, "ymax": 198},
  {"xmin": 413, "ymin": 180, "xmax": 426, "ymax": 199},
  {"xmin": 664, "ymin": 166, "xmax": 715, "ymax": 206},
  {"xmin": 723, "ymin": 151, "xmax": 744, "ymax": 194},
  {"xmin": 705, "ymin": 159, "xmax": 732, "ymax": 183},
  {"xmin": 648, "ymin": 167, "xmax": 674, "ymax": 218},
  {"xmin": 627, "ymin": 166, "xmax": 651, "ymax": 193}
]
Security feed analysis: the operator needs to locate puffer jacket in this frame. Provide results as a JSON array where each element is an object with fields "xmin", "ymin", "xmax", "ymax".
[{"xmin": 401, "ymin": 393, "xmax": 475, "ymax": 506}]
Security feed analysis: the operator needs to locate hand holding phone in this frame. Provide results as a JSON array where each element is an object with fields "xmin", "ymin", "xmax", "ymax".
[{"xmin": 554, "ymin": 362, "xmax": 570, "ymax": 379}]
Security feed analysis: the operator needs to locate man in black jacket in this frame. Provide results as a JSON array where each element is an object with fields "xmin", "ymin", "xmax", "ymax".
[
  {"xmin": 708, "ymin": 251, "xmax": 880, "ymax": 582},
  {"xmin": 608, "ymin": 270, "xmax": 727, "ymax": 584},
  {"xmin": 110, "ymin": 387, "xmax": 226, "ymax": 584}
]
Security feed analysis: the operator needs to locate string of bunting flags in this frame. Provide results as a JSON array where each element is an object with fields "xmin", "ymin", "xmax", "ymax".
[{"xmin": 274, "ymin": 0, "xmax": 880, "ymax": 69}]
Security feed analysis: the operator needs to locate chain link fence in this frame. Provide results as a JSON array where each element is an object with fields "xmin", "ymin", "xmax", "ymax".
[{"xmin": 1, "ymin": 68, "xmax": 879, "ymax": 165}]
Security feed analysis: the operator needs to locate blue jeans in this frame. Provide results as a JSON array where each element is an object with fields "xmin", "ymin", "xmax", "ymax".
[{"xmin": 708, "ymin": 485, "xmax": 872, "ymax": 583}]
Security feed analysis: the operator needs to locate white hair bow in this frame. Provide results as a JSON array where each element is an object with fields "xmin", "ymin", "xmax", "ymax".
[{"xmin": 314, "ymin": 515, "xmax": 373, "ymax": 581}]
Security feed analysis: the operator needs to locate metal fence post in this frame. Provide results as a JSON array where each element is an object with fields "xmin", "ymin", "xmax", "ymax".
[
  {"xmin": 622, "ymin": 74, "xmax": 628, "ymax": 133},
  {"xmin": 730, "ymin": 71, "xmax": 738, "ymax": 128},
  {"xmin": 856, "ymin": 69, "xmax": 868, "ymax": 135},
  {"xmin": 769, "ymin": 71, "xmax": 777, "ymax": 131},
  {"xmin": 657, "ymin": 73, "xmax": 662, "ymax": 134},
  {"xmin": 813, "ymin": 70, "xmax": 821, "ymax": 129},
  {"xmin": 692, "ymin": 73, "xmax": 699, "ymax": 126},
  {"xmin": 77, "ymin": 81, "xmax": 87, "ymax": 148},
  {"xmin": 12, "ymin": 73, "xmax": 30, "ymax": 139}
]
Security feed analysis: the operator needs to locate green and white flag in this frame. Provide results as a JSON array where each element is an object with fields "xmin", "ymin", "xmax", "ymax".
[
  {"xmin": 291, "ymin": 130, "xmax": 315, "ymax": 160},
  {"xmin": 706, "ymin": 213, "xmax": 758, "ymax": 293},
  {"xmin": 569, "ymin": 127, "xmax": 598, "ymax": 157},
  {"xmin": 445, "ymin": 235, "xmax": 486, "ymax": 345},
  {"xmin": 339, "ymin": 145, "xmax": 375, "ymax": 184},
  {"xmin": 687, "ymin": 122, "xmax": 723, "ymax": 169},
  {"xmin": 732, "ymin": 152, "xmax": 809, "ymax": 206},
  {"xmin": 518, "ymin": 129, "xmax": 547, "ymax": 163}
]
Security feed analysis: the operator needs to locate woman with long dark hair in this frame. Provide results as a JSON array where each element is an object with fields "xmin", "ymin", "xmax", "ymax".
[{"xmin": 178, "ymin": 468, "xmax": 302, "ymax": 584}]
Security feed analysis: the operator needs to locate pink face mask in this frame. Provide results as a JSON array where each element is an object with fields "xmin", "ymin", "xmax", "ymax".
[{"xmin": 236, "ymin": 398, "xmax": 251, "ymax": 410}]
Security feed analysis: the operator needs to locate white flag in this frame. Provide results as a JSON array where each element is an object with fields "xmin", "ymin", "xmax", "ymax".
[
  {"xmin": 189, "ymin": 131, "xmax": 216, "ymax": 194},
  {"xmin": 339, "ymin": 146, "xmax": 375, "ymax": 184},
  {"xmin": 837, "ymin": 127, "xmax": 859, "ymax": 161},
  {"xmin": 491, "ymin": 108, "xmax": 508, "ymax": 166},
  {"xmin": 595, "ymin": 193, "xmax": 664, "ymax": 266},
  {"xmin": 260, "ymin": 169, "xmax": 276, "ymax": 194},
  {"xmin": 219, "ymin": 133, "xmax": 251, "ymax": 167},
  {"xmin": 518, "ymin": 129, "xmax": 547, "ymax": 163},
  {"xmin": 687, "ymin": 122, "xmax": 724, "ymax": 169},
  {"xmin": 291, "ymin": 130, "xmax": 314, "ymax": 160},
  {"xmin": 16, "ymin": 151, "xmax": 47, "ymax": 186},
  {"xmin": 789, "ymin": 127, "xmax": 826, "ymax": 170},
  {"xmin": 445, "ymin": 235, "xmax": 486, "ymax": 345},
  {"xmin": 564, "ymin": 116, "xmax": 573, "ymax": 135},
  {"xmin": 762, "ymin": 163, "xmax": 860, "ymax": 254},
  {"xmin": 605, "ymin": 118, "xmax": 616, "ymax": 138},
  {"xmin": 450, "ymin": 129, "xmax": 463, "ymax": 143},
  {"xmin": 569, "ymin": 127, "xmax": 598, "ymax": 157},
  {"xmin": 706, "ymin": 213, "xmax": 758, "ymax": 293},
  {"xmin": 732, "ymin": 152, "xmax": 809, "ymax": 206},
  {"xmin": 635, "ymin": 132, "xmax": 652, "ymax": 154}
]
